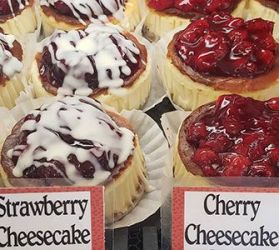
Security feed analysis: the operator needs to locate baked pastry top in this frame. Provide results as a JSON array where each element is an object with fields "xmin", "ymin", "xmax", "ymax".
[
  {"xmin": 36, "ymin": 23, "xmax": 147, "ymax": 97},
  {"xmin": 0, "ymin": 31, "xmax": 23, "ymax": 85},
  {"xmin": 178, "ymin": 94, "xmax": 279, "ymax": 177},
  {"xmin": 168, "ymin": 13, "xmax": 279, "ymax": 92},
  {"xmin": 40, "ymin": 0, "xmax": 126, "ymax": 24},
  {"xmin": 1, "ymin": 96, "xmax": 136, "ymax": 185},
  {"xmin": 147, "ymin": 0, "xmax": 241, "ymax": 17}
]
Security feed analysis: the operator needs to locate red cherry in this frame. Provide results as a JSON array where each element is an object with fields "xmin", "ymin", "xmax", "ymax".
[
  {"xmin": 223, "ymin": 117, "xmax": 243, "ymax": 135},
  {"xmin": 270, "ymin": 148, "xmax": 279, "ymax": 167},
  {"xmin": 233, "ymin": 143, "xmax": 249, "ymax": 156},
  {"xmin": 205, "ymin": 0, "xmax": 231, "ymax": 13},
  {"xmin": 271, "ymin": 116, "xmax": 279, "ymax": 131},
  {"xmin": 201, "ymin": 165, "xmax": 219, "ymax": 177},
  {"xmin": 247, "ymin": 164, "xmax": 274, "ymax": 177},
  {"xmin": 174, "ymin": 0, "xmax": 194, "ymax": 12},
  {"xmin": 257, "ymin": 49, "xmax": 274, "ymax": 65},
  {"xmin": 232, "ymin": 41, "xmax": 254, "ymax": 57},
  {"xmin": 246, "ymin": 18, "xmax": 274, "ymax": 34},
  {"xmin": 192, "ymin": 148, "xmax": 219, "ymax": 166},
  {"xmin": 194, "ymin": 50, "xmax": 216, "ymax": 72},
  {"xmin": 266, "ymin": 98, "xmax": 279, "ymax": 111},
  {"xmin": 200, "ymin": 134, "xmax": 232, "ymax": 153},
  {"xmin": 187, "ymin": 122, "xmax": 208, "ymax": 144},
  {"xmin": 228, "ymin": 29, "xmax": 248, "ymax": 44},
  {"xmin": 259, "ymin": 35, "xmax": 276, "ymax": 51},
  {"xmin": 148, "ymin": 0, "xmax": 174, "ymax": 10},
  {"xmin": 223, "ymin": 154, "xmax": 251, "ymax": 176}
]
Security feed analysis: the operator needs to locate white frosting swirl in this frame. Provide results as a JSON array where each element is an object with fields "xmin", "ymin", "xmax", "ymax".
[
  {"xmin": 39, "ymin": 23, "xmax": 141, "ymax": 96},
  {"xmin": 9, "ymin": 96, "xmax": 135, "ymax": 185}
]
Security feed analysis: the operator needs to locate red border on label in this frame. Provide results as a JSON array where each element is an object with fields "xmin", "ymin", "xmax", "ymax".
[
  {"xmin": 0, "ymin": 186, "xmax": 104, "ymax": 250},
  {"xmin": 172, "ymin": 186, "xmax": 279, "ymax": 250}
]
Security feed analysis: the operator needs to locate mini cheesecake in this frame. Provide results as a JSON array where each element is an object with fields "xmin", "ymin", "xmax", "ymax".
[
  {"xmin": 0, "ymin": 0, "xmax": 37, "ymax": 36},
  {"xmin": 0, "ymin": 96, "xmax": 148, "ymax": 223},
  {"xmin": 40, "ymin": 0, "xmax": 142, "ymax": 36},
  {"xmin": 248, "ymin": 0, "xmax": 279, "ymax": 40},
  {"xmin": 0, "ymin": 30, "xmax": 24, "ymax": 109},
  {"xmin": 143, "ymin": 0, "xmax": 247, "ymax": 41},
  {"xmin": 30, "ymin": 23, "xmax": 151, "ymax": 112},
  {"xmin": 160, "ymin": 13, "xmax": 279, "ymax": 110},
  {"xmin": 175, "ymin": 95, "xmax": 279, "ymax": 180}
]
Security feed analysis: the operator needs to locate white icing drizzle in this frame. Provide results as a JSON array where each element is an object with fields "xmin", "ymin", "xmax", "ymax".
[
  {"xmin": 9, "ymin": 96, "xmax": 135, "ymax": 185},
  {"xmin": 40, "ymin": 23, "xmax": 140, "ymax": 96},
  {"xmin": 0, "ymin": 33, "xmax": 23, "ymax": 78},
  {"xmin": 40, "ymin": 0, "xmax": 125, "ymax": 24}
]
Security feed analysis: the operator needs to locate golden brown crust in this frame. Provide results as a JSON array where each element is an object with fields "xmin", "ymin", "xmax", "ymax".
[
  {"xmin": 0, "ymin": 39, "xmax": 23, "ymax": 86},
  {"xmin": 35, "ymin": 32, "xmax": 148, "ymax": 97},
  {"xmin": 178, "ymin": 102, "xmax": 214, "ymax": 176},
  {"xmin": 0, "ymin": 105, "xmax": 136, "ymax": 187},
  {"xmin": 0, "ymin": 0, "xmax": 34, "ymax": 23},
  {"xmin": 168, "ymin": 31, "xmax": 279, "ymax": 93}
]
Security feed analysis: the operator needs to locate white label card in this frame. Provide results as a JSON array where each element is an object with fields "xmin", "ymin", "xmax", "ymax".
[
  {"xmin": 185, "ymin": 191, "xmax": 279, "ymax": 249},
  {"xmin": 0, "ymin": 187, "xmax": 104, "ymax": 250}
]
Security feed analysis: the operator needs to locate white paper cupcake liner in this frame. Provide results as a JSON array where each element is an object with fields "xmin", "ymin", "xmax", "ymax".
[{"xmin": 0, "ymin": 95, "xmax": 171, "ymax": 228}]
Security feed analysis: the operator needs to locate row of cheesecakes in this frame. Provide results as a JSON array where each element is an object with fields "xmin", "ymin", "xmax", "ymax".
[
  {"xmin": 0, "ymin": 0, "xmax": 279, "ymax": 225},
  {"xmin": 2, "ymin": 12, "xmax": 279, "ymax": 111}
]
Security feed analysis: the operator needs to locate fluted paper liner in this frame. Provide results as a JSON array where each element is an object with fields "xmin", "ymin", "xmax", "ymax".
[{"xmin": 0, "ymin": 96, "xmax": 171, "ymax": 228}]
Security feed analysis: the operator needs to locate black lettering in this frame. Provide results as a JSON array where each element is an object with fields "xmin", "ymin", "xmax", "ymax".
[
  {"xmin": 204, "ymin": 194, "xmax": 216, "ymax": 215},
  {"xmin": 0, "ymin": 197, "xmax": 6, "ymax": 217},
  {"xmin": 185, "ymin": 224, "xmax": 197, "ymax": 245},
  {"xmin": 0, "ymin": 226, "xmax": 7, "ymax": 247}
]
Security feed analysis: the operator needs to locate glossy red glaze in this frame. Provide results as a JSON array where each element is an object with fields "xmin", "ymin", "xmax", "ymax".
[
  {"xmin": 188, "ymin": 95, "xmax": 279, "ymax": 177},
  {"xmin": 174, "ymin": 13, "xmax": 276, "ymax": 78}
]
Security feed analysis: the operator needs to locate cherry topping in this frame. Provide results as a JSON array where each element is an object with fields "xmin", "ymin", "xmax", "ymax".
[
  {"xmin": 175, "ymin": 13, "xmax": 276, "ymax": 78},
  {"xmin": 192, "ymin": 148, "xmax": 219, "ymax": 166},
  {"xmin": 222, "ymin": 154, "xmax": 251, "ymax": 176},
  {"xmin": 148, "ymin": 0, "xmax": 174, "ymax": 11},
  {"xmin": 247, "ymin": 164, "xmax": 274, "ymax": 177},
  {"xmin": 187, "ymin": 95, "xmax": 279, "ymax": 177},
  {"xmin": 148, "ymin": 0, "xmax": 236, "ymax": 15}
]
